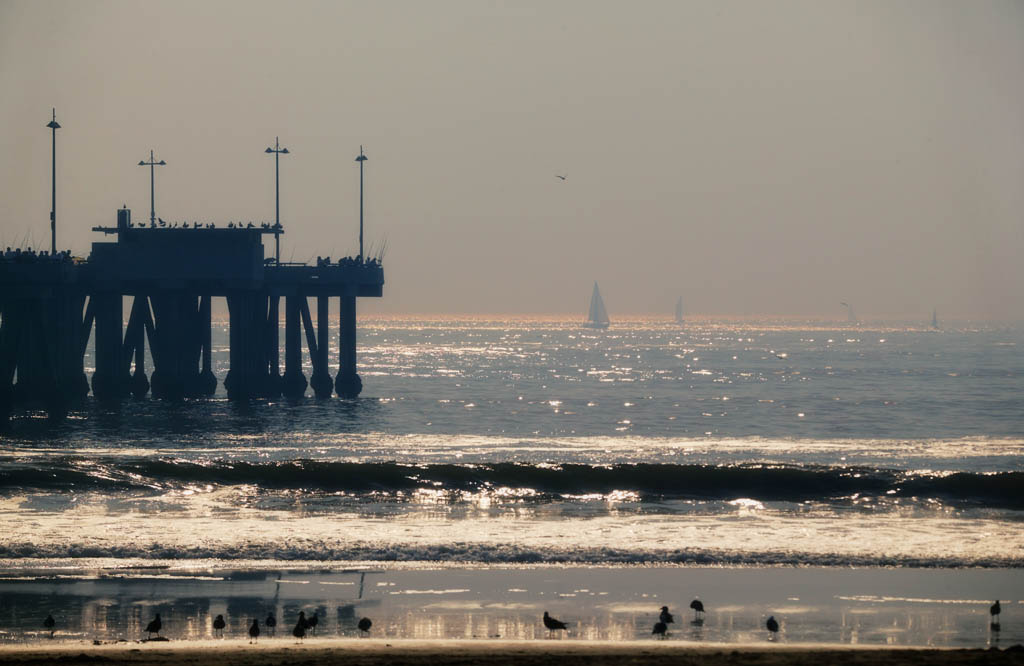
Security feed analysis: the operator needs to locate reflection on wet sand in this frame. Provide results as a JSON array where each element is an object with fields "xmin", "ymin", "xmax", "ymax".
[{"xmin": 0, "ymin": 567, "xmax": 1019, "ymax": 647}]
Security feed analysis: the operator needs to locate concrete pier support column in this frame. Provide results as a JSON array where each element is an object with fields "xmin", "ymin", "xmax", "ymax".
[
  {"xmin": 149, "ymin": 294, "xmax": 191, "ymax": 400},
  {"xmin": 61, "ymin": 293, "xmax": 90, "ymax": 401},
  {"xmin": 225, "ymin": 294, "xmax": 247, "ymax": 399},
  {"xmin": 124, "ymin": 296, "xmax": 150, "ymax": 398},
  {"xmin": 334, "ymin": 294, "xmax": 362, "ymax": 398},
  {"xmin": 92, "ymin": 292, "xmax": 126, "ymax": 400},
  {"xmin": 198, "ymin": 295, "xmax": 217, "ymax": 396},
  {"xmin": 282, "ymin": 294, "xmax": 307, "ymax": 398},
  {"xmin": 309, "ymin": 295, "xmax": 333, "ymax": 399},
  {"xmin": 266, "ymin": 294, "xmax": 282, "ymax": 397}
]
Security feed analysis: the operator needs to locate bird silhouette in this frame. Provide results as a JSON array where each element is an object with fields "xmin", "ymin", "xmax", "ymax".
[
  {"xmin": 991, "ymin": 600, "xmax": 1001, "ymax": 628},
  {"xmin": 213, "ymin": 614, "xmax": 226, "ymax": 637},
  {"xmin": 652, "ymin": 621, "xmax": 668, "ymax": 638},
  {"xmin": 357, "ymin": 617, "xmax": 372, "ymax": 635},
  {"xmin": 249, "ymin": 619, "xmax": 260, "ymax": 643},
  {"xmin": 292, "ymin": 619, "xmax": 306, "ymax": 642},
  {"xmin": 265, "ymin": 614, "xmax": 276, "ymax": 636},
  {"xmin": 555, "ymin": 173, "xmax": 567, "ymax": 181},
  {"xmin": 296, "ymin": 611, "xmax": 308, "ymax": 630},
  {"xmin": 766, "ymin": 615, "xmax": 779, "ymax": 637},
  {"xmin": 145, "ymin": 613, "xmax": 162, "ymax": 639},
  {"xmin": 659, "ymin": 606, "xmax": 674, "ymax": 624},
  {"xmin": 43, "ymin": 614, "xmax": 55, "ymax": 639},
  {"xmin": 307, "ymin": 612, "xmax": 318, "ymax": 635},
  {"xmin": 158, "ymin": 218, "xmax": 166, "ymax": 227},
  {"xmin": 690, "ymin": 599, "xmax": 705, "ymax": 621},
  {"xmin": 542, "ymin": 611, "xmax": 568, "ymax": 634}
]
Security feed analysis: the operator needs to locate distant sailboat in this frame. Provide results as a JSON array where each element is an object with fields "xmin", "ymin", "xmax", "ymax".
[
  {"xmin": 584, "ymin": 282, "xmax": 610, "ymax": 329},
  {"xmin": 932, "ymin": 308, "xmax": 939, "ymax": 329},
  {"xmin": 675, "ymin": 297, "xmax": 684, "ymax": 324},
  {"xmin": 840, "ymin": 301, "xmax": 857, "ymax": 324}
]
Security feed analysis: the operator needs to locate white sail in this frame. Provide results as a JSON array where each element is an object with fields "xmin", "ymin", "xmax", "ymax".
[
  {"xmin": 585, "ymin": 282, "xmax": 610, "ymax": 328},
  {"xmin": 675, "ymin": 297, "xmax": 683, "ymax": 324}
]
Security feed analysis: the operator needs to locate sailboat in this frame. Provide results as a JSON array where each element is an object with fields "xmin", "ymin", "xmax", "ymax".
[
  {"xmin": 674, "ymin": 297, "xmax": 684, "ymax": 324},
  {"xmin": 931, "ymin": 309, "xmax": 939, "ymax": 329},
  {"xmin": 584, "ymin": 282, "xmax": 610, "ymax": 329}
]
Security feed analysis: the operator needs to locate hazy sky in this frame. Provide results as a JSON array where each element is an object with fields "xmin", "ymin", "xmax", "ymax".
[{"xmin": 1, "ymin": 0, "xmax": 1022, "ymax": 318}]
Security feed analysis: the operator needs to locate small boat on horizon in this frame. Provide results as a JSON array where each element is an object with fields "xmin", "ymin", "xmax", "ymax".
[
  {"xmin": 675, "ymin": 296, "xmax": 684, "ymax": 324},
  {"xmin": 932, "ymin": 308, "xmax": 939, "ymax": 330},
  {"xmin": 583, "ymin": 281, "xmax": 610, "ymax": 329}
]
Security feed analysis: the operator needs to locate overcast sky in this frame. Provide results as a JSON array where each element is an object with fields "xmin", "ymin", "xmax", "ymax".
[{"xmin": 1, "ymin": 0, "xmax": 1022, "ymax": 319}]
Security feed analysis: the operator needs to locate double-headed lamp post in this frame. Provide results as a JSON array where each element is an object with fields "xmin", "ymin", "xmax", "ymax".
[
  {"xmin": 356, "ymin": 146, "xmax": 367, "ymax": 261},
  {"xmin": 46, "ymin": 109, "xmax": 61, "ymax": 255},
  {"xmin": 138, "ymin": 150, "xmax": 166, "ymax": 227},
  {"xmin": 265, "ymin": 137, "xmax": 289, "ymax": 265}
]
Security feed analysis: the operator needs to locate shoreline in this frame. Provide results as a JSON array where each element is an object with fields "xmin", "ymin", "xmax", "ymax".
[{"xmin": 0, "ymin": 640, "xmax": 1022, "ymax": 666}]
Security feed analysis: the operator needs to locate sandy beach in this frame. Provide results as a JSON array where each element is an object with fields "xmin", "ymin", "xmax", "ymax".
[{"xmin": 1, "ymin": 640, "xmax": 1023, "ymax": 666}]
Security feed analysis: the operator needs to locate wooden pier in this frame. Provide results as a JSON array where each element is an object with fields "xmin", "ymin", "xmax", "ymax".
[{"xmin": 0, "ymin": 207, "xmax": 383, "ymax": 420}]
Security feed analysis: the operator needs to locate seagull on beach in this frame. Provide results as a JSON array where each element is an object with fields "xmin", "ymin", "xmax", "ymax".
[
  {"xmin": 145, "ymin": 613, "xmax": 162, "ymax": 639},
  {"xmin": 213, "ymin": 614, "xmax": 226, "ymax": 637},
  {"xmin": 991, "ymin": 600, "xmax": 1001, "ymax": 627},
  {"xmin": 307, "ymin": 612, "xmax": 319, "ymax": 635},
  {"xmin": 43, "ymin": 614, "xmax": 55, "ymax": 638},
  {"xmin": 690, "ymin": 599, "xmax": 705, "ymax": 620},
  {"xmin": 766, "ymin": 615, "xmax": 779, "ymax": 638},
  {"xmin": 543, "ymin": 611, "xmax": 568, "ymax": 635},
  {"xmin": 357, "ymin": 617, "xmax": 372, "ymax": 635},
  {"xmin": 659, "ymin": 606, "xmax": 674, "ymax": 624},
  {"xmin": 652, "ymin": 621, "xmax": 668, "ymax": 638},
  {"xmin": 249, "ymin": 619, "xmax": 260, "ymax": 643},
  {"xmin": 265, "ymin": 613, "xmax": 276, "ymax": 636},
  {"xmin": 292, "ymin": 619, "xmax": 306, "ymax": 642}
]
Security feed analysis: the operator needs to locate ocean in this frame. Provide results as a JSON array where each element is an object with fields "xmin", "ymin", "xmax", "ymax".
[{"xmin": 0, "ymin": 318, "xmax": 1021, "ymax": 645}]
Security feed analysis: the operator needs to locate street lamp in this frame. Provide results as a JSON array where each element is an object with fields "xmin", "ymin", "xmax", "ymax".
[
  {"xmin": 356, "ymin": 146, "xmax": 367, "ymax": 261},
  {"xmin": 265, "ymin": 137, "xmax": 289, "ymax": 264},
  {"xmin": 138, "ymin": 150, "xmax": 166, "ymax": 227},
  {"xmin": 46, "ymin": 109, "xmax": 60, "ymax": 254}
]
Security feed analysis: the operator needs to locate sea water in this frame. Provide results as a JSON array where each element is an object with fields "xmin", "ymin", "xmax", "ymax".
[{"xmin": 0, "ymin": 318, "xmax": 1021, "ymax": 644}]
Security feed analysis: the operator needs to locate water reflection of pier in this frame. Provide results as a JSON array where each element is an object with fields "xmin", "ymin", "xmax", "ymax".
[{"xmin": 0, "ymin": 209, "xmax": 383, "ymax": 420}]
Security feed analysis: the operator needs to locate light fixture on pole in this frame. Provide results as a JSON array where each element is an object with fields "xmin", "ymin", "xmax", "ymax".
[
  {"xmin": 355, "ymin": 146, "xmax": 367, "ymax": 261},
  {"xmin": 46, "ymin": 109, "xmax": 61, "ymax": 255},
  {"xmin": 138, "ymin": 150, "xmax": 166, "ymax": 228},
  {"xmin": 265, "ymin": 137, "xmax": 289, "ymax": 265}
]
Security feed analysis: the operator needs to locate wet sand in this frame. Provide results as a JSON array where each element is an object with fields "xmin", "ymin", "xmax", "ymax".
[{"xmin": 0, "ymin": 640, "xmax": 1022, "ymax": 666}]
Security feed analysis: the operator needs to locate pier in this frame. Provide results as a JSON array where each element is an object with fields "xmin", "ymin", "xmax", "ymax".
[{"xmin": 0, "ymin": 208, "xmax": 383, "ymax": 420}]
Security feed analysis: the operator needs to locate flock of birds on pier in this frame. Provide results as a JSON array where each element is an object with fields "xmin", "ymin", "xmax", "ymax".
[
  {"xmin": 132, "ymin": 219, "xmax": 284, "ymax": 230},
  {"xmin": 39, "ymin": 600, "xmax": 1007, "ymax": 643}
]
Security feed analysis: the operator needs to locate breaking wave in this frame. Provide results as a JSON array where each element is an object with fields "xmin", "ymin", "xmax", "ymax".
[{"xmin": 2, "ymin": 459, "xmax": 1021, "ymax": 507}]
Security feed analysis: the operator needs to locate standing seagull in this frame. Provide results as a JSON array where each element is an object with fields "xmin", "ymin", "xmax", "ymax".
[
  {"xmin": 292, "ymin": 619, "xmax": 306, "ymax": 642},
  {"xmin": 659, "ymin": 606, "xmax": 674, "ymax": 625},
  {"xmin": 652, "ymin": 621, "xmax": 668, "ymax": 638},
  {"xmin": 766, "ymin": 615, "xmax": 779, "ymax": 638},
  {"xmin": 213, "ymin": 614, "xmax": 226, "ymax": 637},
  {"xmin": 265, "ymin": 613, "xmax": 276, "ymax": 636},
  {"xmin": 145, "ymin": 613, "xmax": 162, "ymax": 639},
  {"xmin": 357, "ymin": 617, "xmax": 372, "ymax": 635},
  {"xmin": 542, "ymin": 611, "xmax": 568, "ymax": 635},
  {"xmin": 43, "ymin": 614, "xmax": 55, "ymax": 639},
  {"xmin": 991, "ymin": 600, "xmax": 1001, "ymax": 627},
  {"xmin": 690, "ymin": 599, "xmax": 705, "ymax": 621},
  {"xmin": 307, "ymin": 612, "xmax": 319, "ymax": 635},
  {"xmin": 249, "ymin": 619, "xmax": 260, "ymax": 644}
]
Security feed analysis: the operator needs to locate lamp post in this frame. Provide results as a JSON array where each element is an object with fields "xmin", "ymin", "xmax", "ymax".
[
  {"xmin": 265, "ymin": 137, "xmax": 289, "ymax": 264},
  {"xmin": 356, "ymin": 146, "xmax": 367, "ymax": 261},
  {"xmin": 46, "ymin": 109, "xmax": 60, "ymax": 255},
  {"xmin": 138, "ymin": 150, "xmax": 166, "ymax": 227}
]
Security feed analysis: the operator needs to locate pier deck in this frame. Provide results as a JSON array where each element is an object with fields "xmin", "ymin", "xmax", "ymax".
[{"xmin": 0, "ymin": 209, "xmax": 383, "ymax": 419}]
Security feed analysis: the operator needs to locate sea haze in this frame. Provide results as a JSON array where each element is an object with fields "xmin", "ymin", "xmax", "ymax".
[{"xmin": 1, "ymin": 318, "xmax": 1021, "ymax": 568}]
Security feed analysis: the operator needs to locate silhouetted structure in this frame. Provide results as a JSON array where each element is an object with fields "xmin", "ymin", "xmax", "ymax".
[{"xmin": 0, "ymin": 207, "xmax": 384, "ymax": 420}]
